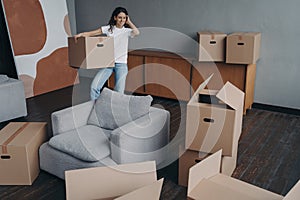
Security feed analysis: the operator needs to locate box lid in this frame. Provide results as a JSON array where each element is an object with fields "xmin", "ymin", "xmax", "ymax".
[
  {"xmin": 115, "ymin": 178, "xmax": 164, "ymax": 200},
  {"xmin": 229, "ymin": 32, "xmax": 261, "ymax": 37},
  {"xmin": 198, "ymin": 31, "xmax": 226, "ymax": 36},
  {"xmin": 0, "ymin": 122, "xmax": 46, "ymax": 153},
  {"xmin": 216, "ymin": 81, "xmax": 244, "ymax": 110},
  {"xmin": 65, "ymin": 161, "xmax": 157, "ymax": 200}
]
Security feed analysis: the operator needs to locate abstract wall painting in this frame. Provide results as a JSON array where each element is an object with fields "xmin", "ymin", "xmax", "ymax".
[{"xmin": 1, "ymin": 0, "xmax": 78, "ymax": 97}]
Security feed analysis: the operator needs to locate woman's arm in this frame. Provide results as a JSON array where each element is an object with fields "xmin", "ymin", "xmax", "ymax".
[
  {"xmin": 126, "ymin": 16, "xmax": 140, "ymax": 36},
  {"xmin": 74, "ymin": 28, "xmax": 103, "ymax": 40}
]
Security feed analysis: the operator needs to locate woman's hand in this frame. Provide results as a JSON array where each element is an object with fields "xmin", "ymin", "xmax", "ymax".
[
  {"xmin": 126, "ymin": 16, "xmax": 132, "ymax": 25},
  {"xmin": 74, "ymin": 33, "xmax": 85, "ymax": 42},
  {"xmin": 126, "ymin": 16, "xmax": 140, "ymax": 36}
]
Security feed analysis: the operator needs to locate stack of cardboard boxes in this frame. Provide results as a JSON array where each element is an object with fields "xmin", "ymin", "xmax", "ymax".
[
  {"xmin": 179, "ymin": 74, "xmax": 245, "ymax": 186},
  {"xmin": 179, "ymin": 31, "xmax": 261, "ymax": 187},
  {"xmin": 197, "ymin": 31, "xmax": 261, "ymax": 64}
]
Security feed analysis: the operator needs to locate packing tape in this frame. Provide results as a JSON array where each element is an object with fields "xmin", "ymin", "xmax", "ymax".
[{"xmin": 1, "ymin": 122, "xmax": 29, "ymax": 154}]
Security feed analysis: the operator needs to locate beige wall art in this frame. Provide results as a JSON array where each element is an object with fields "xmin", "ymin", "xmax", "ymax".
[{"xmin": 1, "ymin": 0, "xmax": 78, "ymax": 98}]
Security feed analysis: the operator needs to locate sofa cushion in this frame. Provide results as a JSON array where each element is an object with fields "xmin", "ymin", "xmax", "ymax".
[
  {"xmin": 48, "ymin": 125, "xmax": 111, "ymax": 162},
  {"xmin": 0, "ymin": 75, "xmax": 9, "ymax": 83},
  {"xmin": 87, "ymin": 87, "xmax": 153, "ymax": 130}
]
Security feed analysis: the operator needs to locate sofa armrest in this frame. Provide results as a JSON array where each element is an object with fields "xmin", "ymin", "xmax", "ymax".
[
  {"xmin": 51, "ymin": 100, "xmax": 95, "ymax": 136},
  {"xmin": 110, "ymin": 107, "xmax": 170, "ymax": 164}
]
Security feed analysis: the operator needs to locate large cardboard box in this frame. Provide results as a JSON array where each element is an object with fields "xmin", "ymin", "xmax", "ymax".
[
  {"xmin": 187, "ymin": 150, "xmax": 300, "ymax": 200},
  {"xmin": 226, "ymin": 32, "xmax": 261, "ymax": 64},
  {"xmin": 178, "ymin": 142, "xmax": 238, "ymax": 187},
  {"xmin": 65, "ymin": 161, "xmax": 163, "ymax": 200},
  {"xmin": 68, "ymin": 36, "xmax": 115, "ymax": 69},
  {"xmin": 185, "ymin": 75, "xmax": 244, "ymax": 156},
  {"xmin": 198, "ymin": 31, "xmax": 227, "ymax": 62},
  {"xmin": 0, "ymin": 122, "xmax": 47, "ymax": 185}
]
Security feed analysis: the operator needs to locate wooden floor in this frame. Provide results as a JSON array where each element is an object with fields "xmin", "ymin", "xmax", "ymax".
[{"xmin": 0, "ymin": 79, "xmax": 299, "ymax": 200}]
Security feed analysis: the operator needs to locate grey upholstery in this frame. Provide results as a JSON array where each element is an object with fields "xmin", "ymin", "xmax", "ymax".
[
  {"xmin": 39, "ymin": 99, "xmax": 170, "ymax": 179},
  {"xmin": 0, "ymin": 75, "xmax": 27, "ymax": 122}
]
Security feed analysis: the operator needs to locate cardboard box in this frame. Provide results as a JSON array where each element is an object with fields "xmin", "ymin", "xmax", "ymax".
[
  {"xmin": 115, "ymin": 178, "xmax": 163, "ymax": 200},
  {"xmin": 226, "ymin": 32, "xmax": 261, "ymax": 64},
  {"xmin": 178, "ymin": 143, "xmax": 237, "ymax": 187},
  {"xmin": 185, "ymin": 75, "xmax": 244, "ymax": 156},
  {"xmin": 0, "ymin": 122, "xmax": 47, "ymax": 185},
  {"xmin": 65, "ymin": 161, "xmax": 163, "ymax": 200},
  {"xmin": 68, "ymin": 36, "xmax": 115, "ymax": 69},
  {"xmin": 198, "ymin": 31, "xmax": 227, "ymax": 62},
  {"xmin": 187, "ymin": 150, "xmax": 300, "ymax": 200}
]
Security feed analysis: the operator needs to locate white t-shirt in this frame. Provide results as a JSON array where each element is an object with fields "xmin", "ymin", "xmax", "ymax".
[{"xmin": 101, "ymin": 25, "xmax": 132, "ymax": 63}]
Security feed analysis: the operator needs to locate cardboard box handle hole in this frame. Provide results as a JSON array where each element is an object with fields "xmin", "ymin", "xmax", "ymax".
[
  {"xmin": 237, "ymin": 42, "xmax": 245, "ymax": 46},
  {"xmin": 209, "ymin": 41, "xmax": 217, "ymax": 44},
  {"xmin": 1, "ymin": 155, "xmax": 11, "ymax": 159},
  {"xmin": 97, "ymin": 43, "xmax": 104, "ymax": 47},
  {"xmin": 203, "ymin": 118, "xmax": 214, "ymax": 123}
]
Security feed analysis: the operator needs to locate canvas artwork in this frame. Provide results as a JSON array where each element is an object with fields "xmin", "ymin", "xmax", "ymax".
[{"xmin": 1, "ymin": 0, "xmax": 78, "ymax": 98}]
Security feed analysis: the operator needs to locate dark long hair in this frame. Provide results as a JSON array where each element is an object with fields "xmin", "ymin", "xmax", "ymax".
[{"xmin": 108, "ymin": 7, "xmax": 129, "ymax": 33}]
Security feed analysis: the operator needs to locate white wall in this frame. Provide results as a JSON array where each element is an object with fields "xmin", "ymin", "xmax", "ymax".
[{"xmin": 73, "ymin": 0, "xmax": 300, "ymax": 109}]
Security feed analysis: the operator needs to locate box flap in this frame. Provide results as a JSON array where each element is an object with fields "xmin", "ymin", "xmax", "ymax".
[
  {"xmin": 187, "ymin": 150, "xmax": 222, "ymax": 196},
  {"xmin": 284, "ymin": 180, "xmax": 300, "ymax": 200},
  {"xmin": 210, "ymin": 174, "xmax": 283, "ymax": 200},
  {"xmin": 115, "ymin": 178, "xmax": 164, "ymax": 200},
  {"xmin": 65, "ymin": 161, "xmax": 157, "ymax": 200},
  {"xmin": 189, "ymin": 74, "xmax": 214, "ymax": 104},
  {"xmin": 189, "ymin": 178, "xmax": 258, "ymax": 200},
  {"xmin": 216, "ymin": 81, "xmax": 244, "ymax": 110}
]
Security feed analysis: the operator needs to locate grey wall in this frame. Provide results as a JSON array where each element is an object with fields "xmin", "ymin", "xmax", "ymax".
[
  {"xmin": 66, "ymin": 0, "xmax": 77, "ymax": 35},
  {"xmin": 74, "ymin": 0, "xmax": 300, "ymax": 109}
]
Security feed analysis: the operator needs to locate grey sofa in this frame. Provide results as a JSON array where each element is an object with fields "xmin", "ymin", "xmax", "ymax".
[
  {"xmin": 39, "ymin": 89, "xmax": 170, "ymax": 179},
  {"xmin": 0, "ymin": 75, "xmax": 27, "ymax": 122}
]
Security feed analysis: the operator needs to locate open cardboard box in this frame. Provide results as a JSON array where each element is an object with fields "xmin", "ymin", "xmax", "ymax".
[
  {"xmin": 68, "ymin": 36, "xmax": 115, "ymax": 69},
  {"xmin": 187, "ymin": 150, "xmax": 300, "ymax": 200},
  {"xmin": 186, "ymin": 74, "xmax": 244, "ymax": 156},
  {"xmin": 178, "ymin": 141, "xmax": 238, "ymax": 187},
  {"xmin": 65, "ymin": 161, "xmax": 163, "ymax": 200}
]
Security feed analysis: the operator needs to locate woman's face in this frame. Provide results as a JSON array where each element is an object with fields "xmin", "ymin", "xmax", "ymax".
[{"xmin": 114, "ymin": 12, "xmax": 127, "ymax": 28}]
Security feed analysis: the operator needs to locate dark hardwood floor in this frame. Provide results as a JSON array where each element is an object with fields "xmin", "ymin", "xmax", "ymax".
[{"xmin": 0, "ymin": 78, "xmax": 299, "ymax": 200}]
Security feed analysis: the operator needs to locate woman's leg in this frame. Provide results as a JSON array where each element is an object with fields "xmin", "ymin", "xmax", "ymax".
[
  {"xmin": 114, "ymin": 63, "xmax": 128, "ymax": 93},
  {"xmin": 90, "ymin": 67, "xmax": 113, "ymax": 100}
]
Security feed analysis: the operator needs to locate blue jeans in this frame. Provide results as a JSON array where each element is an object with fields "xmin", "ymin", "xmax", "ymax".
[{"xmin": 90, "ymin": 63, "xmax": 128, "ymax": 100}]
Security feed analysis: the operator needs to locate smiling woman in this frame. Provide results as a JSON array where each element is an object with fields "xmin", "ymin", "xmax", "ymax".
[{"xmin": 74, "ymin": 7, "xmax": 140, "ymax": 100}]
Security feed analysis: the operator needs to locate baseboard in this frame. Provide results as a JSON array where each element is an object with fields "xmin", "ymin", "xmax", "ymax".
[{"xmin": 252, "ymin": 103, "xmax": 300, "ymax": 116}]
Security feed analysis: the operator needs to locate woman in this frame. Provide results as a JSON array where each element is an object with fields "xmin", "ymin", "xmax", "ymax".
[{"xmin": 74, "ymin": 7, "xmax": 140, "ymax": 100}]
